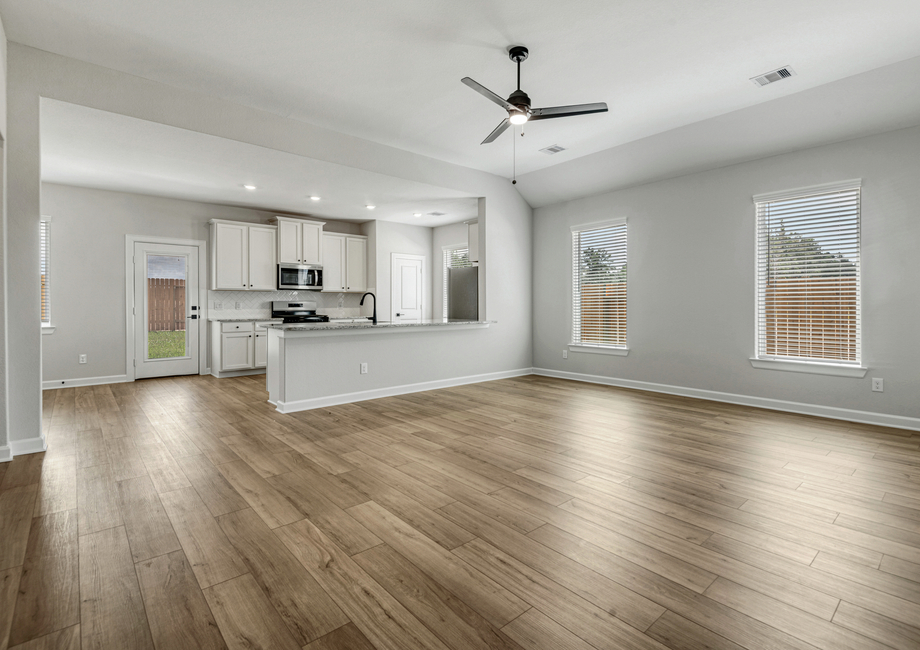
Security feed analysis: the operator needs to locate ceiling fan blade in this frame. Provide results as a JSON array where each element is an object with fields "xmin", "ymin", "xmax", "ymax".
[
  {"xmin": 529, "ymin": 102, "xmax": 608, "ymax": 121},
  {"xmin": 481, "ymin": 118, "xmax": 510, "ymax": 144},
  {"xmin": 462, "ymin": 77, "xmax": 515, "ymax": 111}
]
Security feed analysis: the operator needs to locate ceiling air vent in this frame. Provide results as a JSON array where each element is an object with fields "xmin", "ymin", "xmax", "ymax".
[
  {"xmin": 750, "ymin": 66, "xmax": 796, "ymax": 87},
  {"xmin": 427, "ymin": 211, "xmax": 446, "ymax": 216},
  {"xmin": 540, "ymin": 144, "xmax": 567, "ymax": 155}
]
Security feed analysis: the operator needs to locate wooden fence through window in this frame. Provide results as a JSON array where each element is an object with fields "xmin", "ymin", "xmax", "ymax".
[
  {"xmin": 764, "ymin": 276, "xmax": 857, "ymax": 361},
  {"xmin": 147, "ymin": 278, "xmax": 186, "ymax": 332},
  {"xmin": 580, "ymin": 282, "xmax": 627, "ymax": 345}
]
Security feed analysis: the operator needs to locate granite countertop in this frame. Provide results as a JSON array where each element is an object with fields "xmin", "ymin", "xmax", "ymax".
[
  {"xmin": 267, "ymin": 319, "xmax": 492, "ymax": 332},
  {"xmin": 208, "ymin": 317, "xmax": 284, "ymax": 322}
]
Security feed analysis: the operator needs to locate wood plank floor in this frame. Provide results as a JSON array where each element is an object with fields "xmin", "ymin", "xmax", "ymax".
[{"xmin": 2, "ymin": 374, "xmax": 919, "ymax": 650}]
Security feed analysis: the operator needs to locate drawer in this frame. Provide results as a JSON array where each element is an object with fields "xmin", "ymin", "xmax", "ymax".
[
  {"xmin": 221, "ymin": 322, "xmax": 253, "ymax": 333},
  {"xmin": 254, "ymin": 322, "xmax": 274, "ymax": 331}
]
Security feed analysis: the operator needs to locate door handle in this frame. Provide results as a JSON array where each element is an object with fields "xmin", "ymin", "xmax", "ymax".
[{"xmin": 187, "ymin": 315, "xmax": 198, "ymax": 320}]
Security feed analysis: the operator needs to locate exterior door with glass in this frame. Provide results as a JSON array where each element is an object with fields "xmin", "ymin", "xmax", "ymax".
[{"xmin": 134, "ymin": 242, "xmax": 200, "ymax": 378}]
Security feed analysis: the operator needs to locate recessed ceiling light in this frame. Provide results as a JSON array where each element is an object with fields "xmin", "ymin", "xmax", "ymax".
[
  {"xmin": 309, "ymin": 196, "xmax": 321, "ymax": 201},
  {"xmin": 366, "ymin": 205, "xmax": 376, "ymax": 210},
  {"xmin": 413, "ymin": 213, "xmax": 422, "ymax": 217},
  {"xmin": 243, "ymin": 184, "xmax": 257, "ymax": 190}
]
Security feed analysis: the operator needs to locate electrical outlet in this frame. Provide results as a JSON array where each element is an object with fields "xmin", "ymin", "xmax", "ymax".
[
  {"xmin": 562, "ymin": 349, "xmax": 568, "ymax": 359},
  {"xmin": 235, "ymin": 302, "xmax": 242, "ymax": 310},
  {"xmin": 360, "ymin": 362, "xmax": 368, "ymax": 375},
  {"xmin": 79, "ymin": 354, "xmax": 87, "ymax": 364},
  {"xmin": 214, "ymin": 301, "xmax": 222, "ymax": 310},
  {"xmin": 872, "ymin": 378, "xmax": 884, "ymax": 392}
]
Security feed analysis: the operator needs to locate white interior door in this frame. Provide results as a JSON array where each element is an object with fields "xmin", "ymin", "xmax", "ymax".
[
  {"xmin": 391, "ymin": 254, "xmax": 424, "ymax": 323},
  {"xmin": 134, "ymin": 242, "xmax": 200, "ymax": 378}
]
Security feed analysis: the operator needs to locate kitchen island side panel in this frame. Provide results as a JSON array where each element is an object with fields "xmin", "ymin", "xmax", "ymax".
[{"xmin": 270, "ymin": 326, "xmax": 511, "ymax": 410}]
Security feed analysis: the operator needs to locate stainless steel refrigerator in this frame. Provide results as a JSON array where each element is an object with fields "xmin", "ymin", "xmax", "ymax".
[{"xmin": 447, "ymin": 266, "xmax": 479, "ymax": 320}]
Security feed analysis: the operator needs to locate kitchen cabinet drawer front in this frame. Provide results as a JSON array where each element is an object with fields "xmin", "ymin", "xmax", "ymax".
[{"xmin": 221, "ymin": 322, "xmax": 253, "ymax": 333}]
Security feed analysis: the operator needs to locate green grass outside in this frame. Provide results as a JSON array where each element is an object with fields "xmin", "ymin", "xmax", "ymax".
[{"xmin": 148, "ymin": 330, "xmax": 187, "ymax": 359}]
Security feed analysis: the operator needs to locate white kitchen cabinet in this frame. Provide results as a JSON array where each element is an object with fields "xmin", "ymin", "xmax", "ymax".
[
  {"xmin": 220, "ymin": 331, "xmax": 253, "ymax": 370},
  {"xmin": 248, "ymin": 225, "xmax": 277, "ymax": 290},
  {"xmin": 322, "ymin": 233, "xmax": 346, "ymax": 291},
  {"xmin": 210, "ymin": 321, "xmax": 274, "ymax": 376},
  {"xmin": 209, "ymin": 220, "xmax": 277, "ymax": 290},
  {"xmin": 272, "ymin": 217, "xmax": 325, "ymax": 266},
  {"xmin": 322, "ymin": 233, "xmax": 367, "ymax": 292},
  {"xmin": 345, "ymin": 236, "xmax": 367, "ymax": 292},
  {"xmin": 212, "ymin": 221, "xmax": 248, "ymax": 290},
  {"xmin": 254, "ymin": 331, "xmax": 267, "ymax": 367}
]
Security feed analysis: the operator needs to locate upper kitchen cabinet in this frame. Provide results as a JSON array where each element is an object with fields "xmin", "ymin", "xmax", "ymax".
[
  {"xmin": 271, "ymin": 216, "xmax": 325, "ymax": 266},
  {"xmin": 209, "ymin": 220, "xmax": 277, "ymax": 290},
  {"xmin": 322, "ymin": 233, "xmax": 367, "ymax": 292}
]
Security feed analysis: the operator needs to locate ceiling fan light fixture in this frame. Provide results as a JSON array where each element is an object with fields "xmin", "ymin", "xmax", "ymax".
[{"xmin": 509, "ymin": 111, "xmax": 528, "ymax": 125}]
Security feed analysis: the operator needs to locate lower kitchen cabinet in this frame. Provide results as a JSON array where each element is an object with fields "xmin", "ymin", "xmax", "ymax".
[{"xmin": 210, "ymin": 321, "xmax": 272, "ymax": 376}]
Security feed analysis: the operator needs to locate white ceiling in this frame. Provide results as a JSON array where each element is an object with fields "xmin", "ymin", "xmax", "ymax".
[
  {"xmin": 40, "ymin": 99, "xmax": 480, "ymax": 227},
  {"xmin": 5, "ymin": 0, "xmax": 920, "ymax": 184}
]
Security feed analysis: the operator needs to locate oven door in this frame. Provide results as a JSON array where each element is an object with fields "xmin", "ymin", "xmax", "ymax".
[{"xmin": 278, "ymin": 265, "xmax": 323, "ymax": 290}]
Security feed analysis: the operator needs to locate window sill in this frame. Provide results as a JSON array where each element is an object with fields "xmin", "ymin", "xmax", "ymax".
[
  {"xmin": 41, "ymin": 326, "xmax": 55, "ymax": 335},
  {"xmin": 569, "ymin": 344, "xmax": 629, "ymax": 357},
  {"xmin": 750, "ymin": 358, "xmax": 867, "ymax": 378}
]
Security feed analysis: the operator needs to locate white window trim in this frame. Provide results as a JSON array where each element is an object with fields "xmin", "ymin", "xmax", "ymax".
[
  {"xmin": 41, "ymin": 216, "xmax": 53, "ymax": 333},
  {"xmin": 569, "ymin": 343, "xmax": 629, "ymax": 356},
  {"xmin": 749, "ymin": 358, "xmax": 867, "ymax": 378},
  {"xmin": 752, "ymin": 180, "xmax": 863, "ymax": 374},
  {"xmin": 570, "ymin": 217, "xmax": 628, "ymax": 351}
]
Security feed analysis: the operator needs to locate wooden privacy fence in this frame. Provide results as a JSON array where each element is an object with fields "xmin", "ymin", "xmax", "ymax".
[
  {"xmin": 148, "ymin": 278, "xmax": 186, "ymax": 332},
  {"xmin": 764, "ymin": 276, "xmax": 857, "ymax": 361},
  {"xmin": 580, "ymin": 282, "xmax": 627, "ymax": 345}
]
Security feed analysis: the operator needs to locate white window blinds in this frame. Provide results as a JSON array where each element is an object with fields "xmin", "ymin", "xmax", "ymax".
[
  {"xmin": 755, "ymin": 182, "xmax": 860, "ymax": 364},
  {"xmin": 40, "ymin": 220, "xmax": 51, "ymax": 325},
  {"xmin": 572, "ymin": 221, "xmax": 627, "ymax": 347},
  {"xmin": 443, "ymin": 246, "xmax": 472, "ymax": 318}
]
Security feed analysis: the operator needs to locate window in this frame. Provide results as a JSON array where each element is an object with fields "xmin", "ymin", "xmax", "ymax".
[
  {"xmin": 442, "ymin": 245, "xmax": 472, "ymax": 318},
  {"xmin": 571, "ymin": 220, "xmax": 627, "ymax": 353},
  {"xmin": 41, "ymin": 219, "xmax": 52, "ymax": 330},
  {"xmin": 754, "ymin": 180, "xmax": 863, "ymax": 374}
]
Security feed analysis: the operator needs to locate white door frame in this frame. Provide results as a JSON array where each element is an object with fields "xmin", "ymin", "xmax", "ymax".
[
  {"xmin": 390, "ymin": 253, "xmax": 425, "ymax": 323},
  {"xmin": 125, "ymin": 235, "xmax": 208, "ymax": 381}
]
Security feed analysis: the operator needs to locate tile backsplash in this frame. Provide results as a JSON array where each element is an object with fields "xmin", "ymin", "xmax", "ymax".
[{"xmin": 207, "ymin": 290, "xmax": 369, "ymax": 319}]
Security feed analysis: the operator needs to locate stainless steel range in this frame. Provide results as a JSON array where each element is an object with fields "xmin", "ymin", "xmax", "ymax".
[{"xmin": 271, "ymin": 301, "xmax": 330, "ymax": 324}]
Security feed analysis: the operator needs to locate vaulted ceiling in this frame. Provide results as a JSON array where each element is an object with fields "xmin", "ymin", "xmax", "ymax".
[{"xmin": 3, "ymin": 0, "xmax": 920, "ymax": 207}]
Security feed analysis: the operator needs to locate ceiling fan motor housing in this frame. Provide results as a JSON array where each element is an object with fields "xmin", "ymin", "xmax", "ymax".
[{"xmin": 507, "ymin": 89, "xmax": 532, "ymax": 116}]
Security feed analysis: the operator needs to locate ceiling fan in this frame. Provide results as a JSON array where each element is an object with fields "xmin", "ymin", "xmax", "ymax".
[{"xmin": 462, "ymin": 46, "xmax": 608, "ymax": 145}]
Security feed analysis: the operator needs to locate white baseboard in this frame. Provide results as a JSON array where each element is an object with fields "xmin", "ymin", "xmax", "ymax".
[
  {"xmin": 10, "ymin": 435, "xmax": 47, "ymax": 456},
  {"xmin": 275, "ymin": 367, "xmax": 534, "ymax": 414},
  {"xmin": 0, "ymin": 445, "xmax": 11, "ymax": 463},
  {"xmin": 211, "ymin": 368, "xmax": 267, "ymax": 379},
  {"xmin": 533, "ymin": 368, "xmax": 920, "ymax": 432},
  {"xmin": 43, "ymin": 374, "xmax": 130, "ymax": 390}
]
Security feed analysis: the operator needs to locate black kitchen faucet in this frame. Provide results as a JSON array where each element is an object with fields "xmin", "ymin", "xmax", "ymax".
[{"xmin": 360, "ymin": 292, "xmax": 377, "ymax": 325}]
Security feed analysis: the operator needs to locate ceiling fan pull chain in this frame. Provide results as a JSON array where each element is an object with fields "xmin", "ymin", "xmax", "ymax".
[{"xmin": 512, "ymin": 124, "xmax": 517, "ymax": 184}]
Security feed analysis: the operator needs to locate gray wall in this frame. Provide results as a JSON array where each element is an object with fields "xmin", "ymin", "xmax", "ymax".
[
  {"xmin": 533, "ymin": 125, "xmax": 920, "ymax": 420},
  {"xmin": 374, "ymin": 221, "xmax": 434, "ymax": 322},
  {"xmin": 6, "ymin": 44, "xmax": 534, "ymax": 447},
  {"xmin": 432, "ymin": 222, "xmax": 468, "ymax": 320},
  {"xmin": 0, "ymin": 14, "xmax": 7, "ymax": 457}
]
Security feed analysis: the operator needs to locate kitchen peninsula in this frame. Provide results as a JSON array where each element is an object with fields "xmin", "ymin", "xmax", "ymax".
[{"xmin": 266, "ymin": 319, "xmax": 493, "ymax": 412}]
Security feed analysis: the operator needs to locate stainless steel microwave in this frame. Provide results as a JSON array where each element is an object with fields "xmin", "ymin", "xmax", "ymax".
[{"xmin": 278, "ymin": 264, "xmax": 323, "ymax": 291}]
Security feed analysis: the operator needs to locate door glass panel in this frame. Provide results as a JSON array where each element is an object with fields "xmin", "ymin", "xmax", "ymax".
[{"xmin": 146, "ymin": 255, "xmax": 188, "ymax": 359}]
